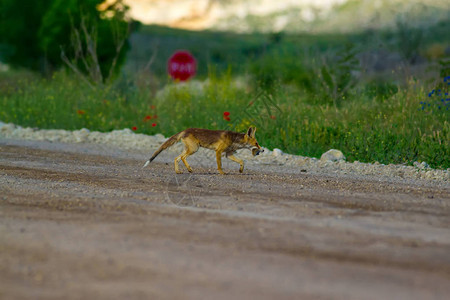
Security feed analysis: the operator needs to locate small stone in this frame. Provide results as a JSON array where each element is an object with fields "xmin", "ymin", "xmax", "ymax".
[
  {"xmin": 413, "ymin": 161, "xmax": 430, "ymax": 169},
  {"xmin": 320, "ymin": 149, "xmax": 345, "ymax": 162},
  {"xmin": 273, "ymin": 148, "xmax": 283, "ymax": 157}
]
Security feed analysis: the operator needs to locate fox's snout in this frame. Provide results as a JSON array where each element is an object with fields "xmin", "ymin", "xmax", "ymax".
[{"xmin": 252, "ymin": 148, "xmax": 263, "ymax": 156}]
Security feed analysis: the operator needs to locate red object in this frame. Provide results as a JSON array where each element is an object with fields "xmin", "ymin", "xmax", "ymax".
[
  {"xmin": 168, "ymin": 50, "xmax": 197, "ymax": 81},
  {"xmin": 132, "ymin": 126, "xmax": 137, "ymax": 131},
  {"xmin": 152, "ymin": 123, "xmax": 157, "ymax": 127}
]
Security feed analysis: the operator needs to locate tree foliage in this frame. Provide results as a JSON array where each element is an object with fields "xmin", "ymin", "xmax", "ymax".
[
  {"xmin": 0, "ymin": 0, "xmax": 52, "ymax": 69},
  {"xmin": 0, "ymin": 0, "xmax": 130, "ymax": 79}
]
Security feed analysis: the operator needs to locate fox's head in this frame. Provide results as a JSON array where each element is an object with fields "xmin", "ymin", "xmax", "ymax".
[{"xmin": 244, "ymin": 127, "xmax": 263, "ymax": 156}]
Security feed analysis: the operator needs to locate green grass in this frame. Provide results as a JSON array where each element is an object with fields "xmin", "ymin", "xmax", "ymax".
[
  {"xmin": 0, "ymin": 71, "xmax": 157, "ymax": 133},
  {"xmin": 1, "ymin": 69, "xmax": 448, "ymax": 169}
]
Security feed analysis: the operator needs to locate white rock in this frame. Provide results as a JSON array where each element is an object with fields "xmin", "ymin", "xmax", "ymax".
[
  {"xmin": 73, "ymin": 128, "xmax": 90, "ymax": 143},
  {"xmin": 0, "ymin": 123, "xmax": 15, "ymax": 134},
  {"xmin": 320, "ymin": 149, "xmax": 345, "ymax": 162},
  {"xmin": 273, "ymin": 148, "xmax": 283, "ymax": 157},
  {"xmin": 413, "ymin": 161, "xmax": 430, "ymax": 169}
]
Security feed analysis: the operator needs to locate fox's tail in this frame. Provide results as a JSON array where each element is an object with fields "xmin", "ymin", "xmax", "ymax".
[{"xmin": 142, "ymin": 131, "xmax": 184, "ymax": 168}]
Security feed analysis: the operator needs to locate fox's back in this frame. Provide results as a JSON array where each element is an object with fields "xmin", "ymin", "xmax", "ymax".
[{"xmin": 182, "ymin": 128, "xmax": 244, "ymax": 150}]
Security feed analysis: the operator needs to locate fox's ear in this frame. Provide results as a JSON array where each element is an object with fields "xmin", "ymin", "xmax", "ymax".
[
  {"xmin": 246, "ymin": 127, "xmax": 256, "ymax": 138},
  {"xmin": 246, "ymin": 127, "xmax": 253, "ymax": 137}
]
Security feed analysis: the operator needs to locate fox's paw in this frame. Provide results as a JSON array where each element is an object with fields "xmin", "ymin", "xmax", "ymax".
[
  {"xmin": 187, "ymin": 168, "xmax": 193, "ymax": 173},
  {"xmin": 175, "ymin": 170, "xmax": 183, "ymax": 174},
  {"xmin": 218, "ymin": 170, "xmax": 226, "ymax": 175}
]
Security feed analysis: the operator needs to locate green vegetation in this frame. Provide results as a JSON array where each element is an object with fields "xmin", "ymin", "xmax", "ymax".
[
  {"xmin": 0, "ymin": 0, "xmax": 129, "ymax": 78},
  {"xmin": 1, "ymin": 18, "xmax": 449, "ymax": 168}
]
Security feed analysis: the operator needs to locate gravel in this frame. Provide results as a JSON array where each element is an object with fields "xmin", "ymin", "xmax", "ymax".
[{"xmin": 1, "ymin": 122, "xmax": 448, "ymax": 184}]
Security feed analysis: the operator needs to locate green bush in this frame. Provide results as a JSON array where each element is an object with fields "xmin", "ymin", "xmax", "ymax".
[
  {"xmin": 0, "ymin": 0, "xmax": 52, "ymax": 70},
  {"xmin": 0, "ymin": 0, "xmax": 129, "ymax": 78}
]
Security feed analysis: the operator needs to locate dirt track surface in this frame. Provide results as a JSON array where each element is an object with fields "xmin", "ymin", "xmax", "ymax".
[{"xmin": 1, "ymin": 139, "xmax": 449, "ymax": 300}]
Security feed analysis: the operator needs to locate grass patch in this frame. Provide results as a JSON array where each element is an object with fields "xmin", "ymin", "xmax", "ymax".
[{"xmin": 1, "ymin": 69, "xmax": 448, "ymax": 169}]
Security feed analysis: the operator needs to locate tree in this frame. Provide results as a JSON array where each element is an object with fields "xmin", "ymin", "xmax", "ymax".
[
  {"xmin": 0, "ymin": 0, "xmax": 52, "ymax": 70},
  {"xmin": 0, "ymin": 0, "xmax": 130, "ymax": 79}
]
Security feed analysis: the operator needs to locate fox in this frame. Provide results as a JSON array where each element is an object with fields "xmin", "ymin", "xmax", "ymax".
[{"xmin": 143, "ymin": 127, "xmax": 263, "ymax": 174}]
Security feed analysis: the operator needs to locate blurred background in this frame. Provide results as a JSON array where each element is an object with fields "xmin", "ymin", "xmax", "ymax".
[{"xmin": 0, "ymin": 0, "xmax": 449, "ymax": 168}]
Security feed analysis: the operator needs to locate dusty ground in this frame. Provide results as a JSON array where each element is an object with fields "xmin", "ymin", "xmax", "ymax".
[{"xmin": 1, "ymin": 139, "xmax": 449, "ymax": 300}]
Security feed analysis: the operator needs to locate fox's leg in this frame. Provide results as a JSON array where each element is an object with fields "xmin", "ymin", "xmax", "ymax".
[
  {"xmin": 180, "ymin": 154, "xmax": 193, "ymax": 173},
  {"xmin": 174, "ymin": 150, "xmax": 186, "ymax": 174},
  {"xmin": 180, "ymin": 147, "xmax": 198, "ymax": 173},
  {"xmin": 226, "ymin": 153, "xmax": 244, "ymax": 173},
  {"xmin": 178, "ymin": 138, "xmax": 199, "ymax": 173},
  {"xmin": 215, "ymin": 150, "xmax": 225, "ymax": 175}
]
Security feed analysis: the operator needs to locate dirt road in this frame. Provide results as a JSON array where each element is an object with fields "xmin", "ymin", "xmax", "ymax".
[{"xmin": 1, "ymin": 139, "xmax": 449, "ymax": 299}]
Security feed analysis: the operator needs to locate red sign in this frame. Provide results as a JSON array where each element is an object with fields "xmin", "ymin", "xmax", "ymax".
[{"xmin": 167, "ymin": 50, "xmax": 197, "ymax": 81}]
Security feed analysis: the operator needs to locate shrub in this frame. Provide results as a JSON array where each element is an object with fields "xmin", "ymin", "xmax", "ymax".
[{"xmin": 0, "ymin": 0, "xmax": 130, "ymax": 78}]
